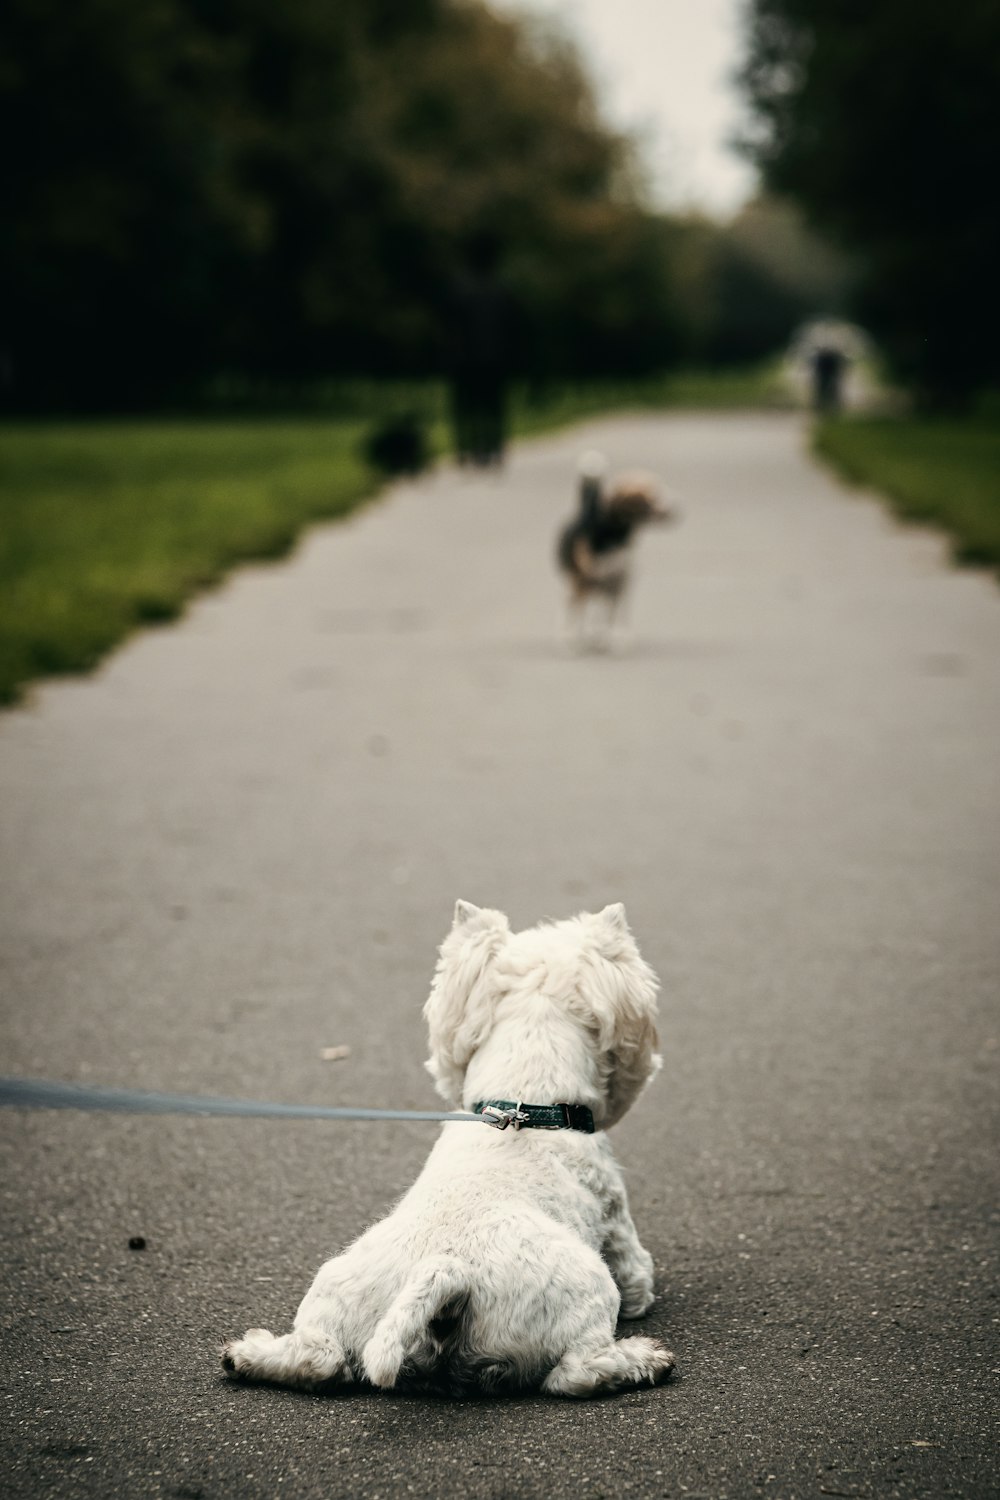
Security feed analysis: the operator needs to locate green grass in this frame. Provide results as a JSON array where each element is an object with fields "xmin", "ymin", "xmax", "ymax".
[
  {"xmin": 0, "ymin": 418, "xmax": 380, "ymax": 704},
  {"xmin": 510, "ymin": 364, "xmax": 788, "ymax": 436},
  {"xmin": 0, "ymin": 366, "xmax": 781, "ymax": 705},
  {"xmin": 815, "ymin": 414, "xmax": 1000, "ymax": 573}
]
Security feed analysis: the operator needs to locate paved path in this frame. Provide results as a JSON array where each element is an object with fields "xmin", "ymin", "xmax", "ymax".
[{"xmin": 1, "ymin": 413, "xmax": 998, "ymax": 1500}]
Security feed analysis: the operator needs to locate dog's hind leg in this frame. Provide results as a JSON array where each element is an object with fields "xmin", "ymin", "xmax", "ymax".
[
  {"xmin": 221, "ymin": 1324, "xmax": 352, "ymax": 1391},
  {"xmin": 541, "ymin": 1335, "xmax": 674, "ymax": 1397},
  {"xmin": 362, "ymin": 1254, "xmax": 468, "ymax": 1388}
]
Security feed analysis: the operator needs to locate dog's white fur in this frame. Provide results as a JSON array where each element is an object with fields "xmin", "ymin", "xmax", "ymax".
[{"xmin": 222, "ymin": 901, "xmax": 673, "ymax": 1398}]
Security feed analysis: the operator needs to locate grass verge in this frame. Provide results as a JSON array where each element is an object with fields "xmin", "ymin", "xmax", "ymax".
[
  {"xmin": 815, "ymin": 414, "xmax": 1000, "ymax": 573},
  {"xmin": 0, "ymin": 418, "xmax": 378, "ymax": 705},
  {"xmin": 0, "ymin": 366, "xmax": 781, "ymax": 705},
  {"xmin": 510, "ymin": 364, "xmax": 788, "ymax": 437}
]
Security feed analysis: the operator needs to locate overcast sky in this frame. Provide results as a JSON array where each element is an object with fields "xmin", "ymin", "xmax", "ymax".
[{"xmin": 495, "ymin": 0, "xmax": 759, "ymax": 218}]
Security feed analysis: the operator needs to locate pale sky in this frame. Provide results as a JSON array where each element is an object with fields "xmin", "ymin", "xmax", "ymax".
[{"xmin": 495, "ymin": 0, "xmax": 758, "ymax": 218}]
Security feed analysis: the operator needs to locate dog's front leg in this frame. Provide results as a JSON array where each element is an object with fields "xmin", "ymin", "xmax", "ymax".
[
  {"xmin": 605, "ymin": 583, "xmax": 632, "ymax": 653},
  {"xmin": 602, "ymin": 1186, "xmax": 656, "ymax": 1319}
]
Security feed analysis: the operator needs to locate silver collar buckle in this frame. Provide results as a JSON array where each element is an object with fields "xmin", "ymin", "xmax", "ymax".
[{"xmin": 481, "ymin": 1101, "xmax": 530, "ymax": 1131}]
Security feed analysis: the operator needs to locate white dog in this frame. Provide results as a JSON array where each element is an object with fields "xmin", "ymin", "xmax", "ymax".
[{"xmin": 222, "ymin": 901, "xmax": 674, "ymax": 1398}]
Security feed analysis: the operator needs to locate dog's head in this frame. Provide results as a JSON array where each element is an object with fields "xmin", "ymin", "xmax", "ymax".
[
  {"xmin": 606, "ymin": 471, "xmax": 675, "ymax": 527},
  {"xmin": 423, "ymin": 901, "xmax": 660, "ymax": 1128}
]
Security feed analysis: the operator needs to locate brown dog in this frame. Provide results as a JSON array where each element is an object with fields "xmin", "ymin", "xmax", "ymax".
[{"xmin": 557, "ymin": 454, "xmax": 675, "ymax": 648}]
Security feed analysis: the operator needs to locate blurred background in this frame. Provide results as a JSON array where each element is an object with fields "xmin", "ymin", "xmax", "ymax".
[
  {"xmin": 0, "ymin": 0, "xmax": 856, "ymax": 412},
  {"xmin": 2, "ymin": 0, "xmax": 998, "ymax": 699},
  {"xmin": 4, "ymin": 0, "xmax": 999, "ymax": 411}
]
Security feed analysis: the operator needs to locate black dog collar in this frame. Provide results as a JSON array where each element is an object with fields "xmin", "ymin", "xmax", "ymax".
[{"xmin": 473, "ymin": 1099, "xmax": 595, "ymax": 1134}]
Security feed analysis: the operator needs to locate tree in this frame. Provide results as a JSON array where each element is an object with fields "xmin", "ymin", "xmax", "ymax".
[
  {"xmin": 739, "ymin": 0, "xmax": 1000, "ymax": 404},
  {"xmin": 1, "ymin": 0, "xmax": 686, "ymax": 409},
  {"xmin": 664, "ymin": 198, "xmax": 856, "ymax": 367},
  {"xmin": 2, "ymin": 0, "xmax": 254, "ymax": 405}
]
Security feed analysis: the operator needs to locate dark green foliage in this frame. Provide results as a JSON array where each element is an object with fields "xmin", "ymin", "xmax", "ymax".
[
  {"xmin": 4, "ymin": 0, "xmax": 256, "ymax": 408},
  {"xmin": 0, "ymin": 0, "xmax": 688, "ymax": 409},
  {"xmin": 740, "ymin": 0, "xmax": 1000, "ymax": 404},
  {"xmin": 667, "ymin": 199, "xmax": 856, "ymax": 366},
  {"xmin": 2, "ymin": 0, "xmax": 858, "ymax": 411}
]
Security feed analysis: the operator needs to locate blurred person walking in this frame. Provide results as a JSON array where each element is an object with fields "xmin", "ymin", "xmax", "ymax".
[
  {"xmin": 812, "ymin": 343, "xmax": 848, "ymax": 413},
  {"xmin": 447, "ymin": 231, "xmax": 516, "ymax": 468}
]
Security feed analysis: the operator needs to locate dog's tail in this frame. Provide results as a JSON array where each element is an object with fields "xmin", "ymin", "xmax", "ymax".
[
  {"xmin": 361, "ymin": 1255, "xmax": 470, "ymax": 1388},
  {"xmin": 578, "ymin": 448, "xmax": 608, "ymax": 483}
]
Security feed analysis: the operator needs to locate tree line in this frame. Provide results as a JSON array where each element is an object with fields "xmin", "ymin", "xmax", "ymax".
[
  {"xmin": 740, "ymin": 0, "xmax": 1000, "ymax": 406},
  {"xmin": 4, "ymin": 0, "xmax": 850, "ymax": 412}
]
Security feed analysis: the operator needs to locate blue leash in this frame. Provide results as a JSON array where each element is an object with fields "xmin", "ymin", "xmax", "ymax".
[{"xmin": 0, "ymin": 1076, "xmax": 480, "ymax": 1124}]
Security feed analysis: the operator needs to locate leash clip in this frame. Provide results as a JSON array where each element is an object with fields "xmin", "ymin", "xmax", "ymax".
[{"xmin": 481, "ymin": 1101, "xmax": 530, "ymax": 1131}]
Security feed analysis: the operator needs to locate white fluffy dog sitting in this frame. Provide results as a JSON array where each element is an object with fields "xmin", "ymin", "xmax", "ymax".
[{"xmin": 222, "ymin": 901, "xmax": 674, "ymax": 1398}]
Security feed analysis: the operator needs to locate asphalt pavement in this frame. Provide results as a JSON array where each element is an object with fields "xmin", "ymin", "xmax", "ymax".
[{"xmin": 1, "ymin": 413, "xmax": 998, "ymax": 1500}]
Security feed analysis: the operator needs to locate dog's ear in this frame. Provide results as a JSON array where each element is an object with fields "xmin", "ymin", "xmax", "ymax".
[
  {"xmin": 423, "ymin": 902, "xmax": 509, "ymax": 1105},
  {"xmin": 588, "ymin": 905, "xmax": 661, "ymax": 1127},
  {"xmin": 453, "ymin": 899, "xmax": 482, "ymax": 926}
]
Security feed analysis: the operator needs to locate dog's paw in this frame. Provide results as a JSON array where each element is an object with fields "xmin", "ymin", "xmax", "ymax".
[
  {"xmin": 541, "ymin": 1334, "xmax": 675, "ymax": 1396},
  {"xmin": 222, "ymin": 1327, "xmax": 352, "ymax": 1390},
  {"xmin": 627, "ymin": 1335, "xmax": 676, "ymax": 1385},
  {"xmin": 619, "ymin": 1287, "xmax": 655, "ymax": 1319},
  {"xmin": 220, "ymin": 1332, "xmax": 269, "ymax": 1374}
]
